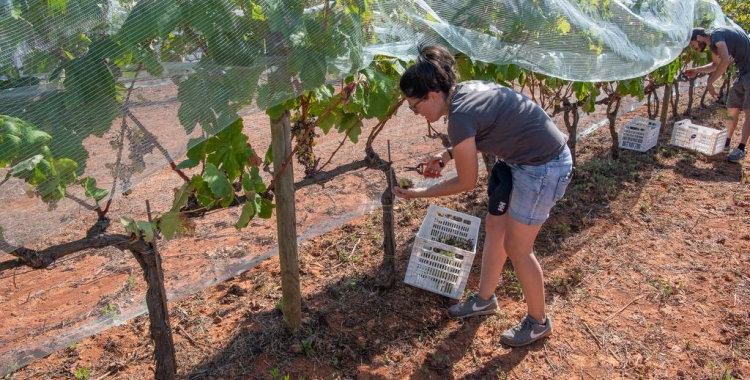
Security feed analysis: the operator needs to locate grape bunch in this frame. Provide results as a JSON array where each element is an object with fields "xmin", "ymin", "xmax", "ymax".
[
  {"xmin": 398, "ymin": 178, "xmax": 414, "ymax": 189},
  {"xmin": 126, "ymin": 127, "xmax": 156, "ymax": 174},
  {"xmin": 439, "ymin": 236, "xmax": 474, "ymax": 251},
  {"xmin": 291, "ymin": 119, "xmax": 320, "ymax": 178}
]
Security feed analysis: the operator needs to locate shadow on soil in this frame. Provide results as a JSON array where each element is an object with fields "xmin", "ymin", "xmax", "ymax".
[
  {"xmin": 536, "ymin": 111, "xmax": 741, "ymax": 260},
  {"xmin": 184, "ymin": 262, "xmax": 532, "ymax": 379}
]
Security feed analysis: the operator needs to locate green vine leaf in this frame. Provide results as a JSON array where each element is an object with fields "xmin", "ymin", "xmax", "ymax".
[
  {"xmin": 120, "ymin": 216, "xmax": 140, "ymax": 239},
  {"xmin": 266, "ymin": 104, "xmax": 286, "ymax": 120},
  {"xmin": 347, "ymin": 122, "xmax": 362, "ymax": 144},
  {"xmin": 171, "ymin": 182, "xmax": 195, "ymax": 212},
  {"xmin": 309, "ymin": 85, "xmax": 336, "ymax": 116},
  {"xmin": 243, "ymin": 167, "xmax": 266, "ymax": 193},
  {"xmin": 455, "ymin": 55, "xmax": 475, "ymax": 81},
  {"xmin": 178, "ymin": 138, "xmax": 207, "ymax": 169},
  {"xmin": 498, "ymin": 64, "xmax": 522, "ymax": 82},
  {"xmin": 257, "ymin": 83, "xmax": 295, "ymax": 112},
  {"xmin": 0, "ymin": 115, "xmax": 52, "ymax": 167},
  {"xmin": 116, "ymin": 0, "xmax": 181, "ymax": 45},
  {"xmin": 250, "ymin": 3, "xmax": 266, "ymax": 20},
  {"xmin": 204, "ymin": 118, "xmax": 251, "ymax": 180},
  {"xmin": 178, "ymin": 76, "xmax": 236, "ymax": 136},
  {"xmin": 16, "ymin": 51, "xmax": 121, "ymax": 175},
  {"xmin": 176, "ymin": 156, "xmax": 200, "ymax": 170},
  {"xmin": 583, "ymin": 96, "xmax": 596, "ymax": 114},
  {"xmin": 81, "ymin": 177, "xmax": 108, "ymax": 202},
  {"xmin": 338, "ymin": 113, "xmax": 362, "ymax": 143},
  {"xmin": 159, "ymin": 212, "xmax": 181, "ymax": 240},
  {"xmin": 132, "ymin": 46, "xmax": 163, "ymax": 77},
  {"xmin": 8, "ymin": 149, "xmax": 78, "ymax": 203},
  {"xmin": 232, "ymin": 159, "xmax": 275, "ymax": 228},
  {"xmin": 360, "ymin": 68, "xmax": 397, "ymax": 120},
  {"xmin": 36, "ymin": 157, "xmax": 78, "ymax": 203},
  {"xmin": 138, "ymin": 221, "xmax": 156, "ymax": 243},
  {"xmin": 203, "ymin": 163, "xmax": 233, "ymax": 201},
  {"xmin": 344, "ymin": 81, "xmax": 366, "ymax": 114},
  {"xmin": 556, "ymin": 17, "xmax": 571, "ymax": 35},
  {"xmin": 258, "ymin": 197, "xmax": 275, "ymax": 219},
  {"xmin": 264, "ymin": 144, "xmax": 273, "ymax": 166},
  {"xmin": 317, "ymin": 107, "xmax": 342, "ymax": 134},
  {"xmin": 181, "ymin": 0, "xmax": 236, "ymax": 36},
  {"xmin": 190, "ymin": 175, "xmax": 216, "ymax": 209},
  {"xmin": 234, "ymin": 199, "xmax": 257, "ymax": 229},
  {"xmin": 8, "ymin": 155, "xmax": 44, "ymax": 179},
  {"xmin": 235, "ymin": 189, "xmax": 274, "ymax": 228},
  {"xmin": 474, "ymin": 63, "xmax": 499, "ymax": 83},
  {"xmin": 616, "ymin": 78, "xmax": 644, "ymax": 101},
  {"xmin": 292, "ymin": 48, "xmax": 327, "ymax": 89},
  {"xmin": 159, "ymin": 182, "xmax": 196, "ymax": 240}
]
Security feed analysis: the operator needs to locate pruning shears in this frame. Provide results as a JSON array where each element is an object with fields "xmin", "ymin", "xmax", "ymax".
[{"xmin": 403, "ymin": 159, "xmax": 444, "ymax": 177}]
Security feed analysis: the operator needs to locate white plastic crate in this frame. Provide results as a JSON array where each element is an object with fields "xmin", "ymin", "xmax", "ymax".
[
  {"xmin": 670, "ymin": 120, "xmax": 728, "ymax": 156},
  {"xmin": 404, "ymin": 205, "xmax": 481, "ymax": 299},
  {"xmin": 619, "ymin": 117, "xmax": 661, "ymax": 152}
]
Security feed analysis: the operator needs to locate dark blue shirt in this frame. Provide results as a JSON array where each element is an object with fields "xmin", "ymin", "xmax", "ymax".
[{"xmin": 710, "ymin": 26, "xmax": 750, "ymax": 75}]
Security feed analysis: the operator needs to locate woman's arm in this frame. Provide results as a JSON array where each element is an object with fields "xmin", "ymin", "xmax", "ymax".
[{"xmin": 392, "ymin": 137, "xmax": 478, "ymax": 199}]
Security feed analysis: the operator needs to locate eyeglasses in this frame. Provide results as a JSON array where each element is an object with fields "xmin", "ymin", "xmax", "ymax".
[{"xmin": 408, "ymin": 97, "xmax": 426, "ymax": 114}]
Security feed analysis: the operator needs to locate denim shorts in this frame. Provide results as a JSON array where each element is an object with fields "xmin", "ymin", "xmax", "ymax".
[
  {"xmin": 489, "ymin": 145, "xmax": 574, "ymax": 225},
  {"xmin": 727, "ymin": 74, "xmax": 750, "ymax": 109}
]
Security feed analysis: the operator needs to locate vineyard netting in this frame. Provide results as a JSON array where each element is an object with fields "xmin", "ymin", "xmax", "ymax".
[
  {"xmin": 0, "ymin": 0, "xmax": 741, "ymax": 374},
  {"xmin": 0, "ymin": 0, "xmax": 740, "ymax": 256}
]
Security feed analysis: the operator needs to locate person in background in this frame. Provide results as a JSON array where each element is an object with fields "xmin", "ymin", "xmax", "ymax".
[
  {"xmin": 393, "ymin": 45, "xmax": 573, "ymax": 347},
  {"xmin": 687, "ymin": 26, "xmax": 750, "ymax": 163}
]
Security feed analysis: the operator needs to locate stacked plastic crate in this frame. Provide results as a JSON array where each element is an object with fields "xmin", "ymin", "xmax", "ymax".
[
  {"xmin": 404, "ymin": 205, "xmax": 481, "ymax": 299},
  {"xmin": 619, "ymin": 117, "xmax": 661, "ymax": 152},
  {"xmin": 670, "ymin": 120, "xmax": 727, "ymax": 155}
]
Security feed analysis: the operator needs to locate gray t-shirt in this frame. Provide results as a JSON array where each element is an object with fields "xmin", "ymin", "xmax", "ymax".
[
  {"xmin": 447, "ymin": 81, "xmax": 567, "ymax": 165},
  {"xmin": 710, "ymin": 26, "xmax": 750, "ymax": 75}
]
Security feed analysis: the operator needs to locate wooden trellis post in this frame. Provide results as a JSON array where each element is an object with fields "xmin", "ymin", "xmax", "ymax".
[{"xmin": 270, "ymin": 110, "xmax": 302, "ymax": 330}]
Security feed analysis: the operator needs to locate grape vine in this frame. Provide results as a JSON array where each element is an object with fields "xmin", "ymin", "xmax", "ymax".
[{"xmin": 3, "ymin": 1, "xmax": 744, "ymax": 377}]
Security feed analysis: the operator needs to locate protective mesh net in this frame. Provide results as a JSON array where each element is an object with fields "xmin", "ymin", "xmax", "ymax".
[
  {"xmin": 0, "ymin": 0, "xmax": 740, "ymax": 373},
  {"xmin": 0, "ymin": 0, "xmax": 739, "ymax": 254}
]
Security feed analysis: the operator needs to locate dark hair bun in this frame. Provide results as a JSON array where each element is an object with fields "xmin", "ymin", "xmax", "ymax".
[{"xmin": 400, "ymin": 45, "xmax": 457, "ymax": 99}]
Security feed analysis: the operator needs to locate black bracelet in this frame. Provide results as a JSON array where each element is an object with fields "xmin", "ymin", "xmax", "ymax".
[{"xmin": 447, "ymin": 148, "xmax": 453, "ymax": 159}]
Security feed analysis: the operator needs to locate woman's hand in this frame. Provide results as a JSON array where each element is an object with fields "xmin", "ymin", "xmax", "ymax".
[
  {"xmin": 392, "ymin": 139, "xmax": 477, "ymax": 200},
  {"xmin": 392, "ymin": 185, "xmax": 425, "ymax": 199},
  {"xmin": 422, "ymin": 155, "xmax": 444, "ymax": 178}
]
